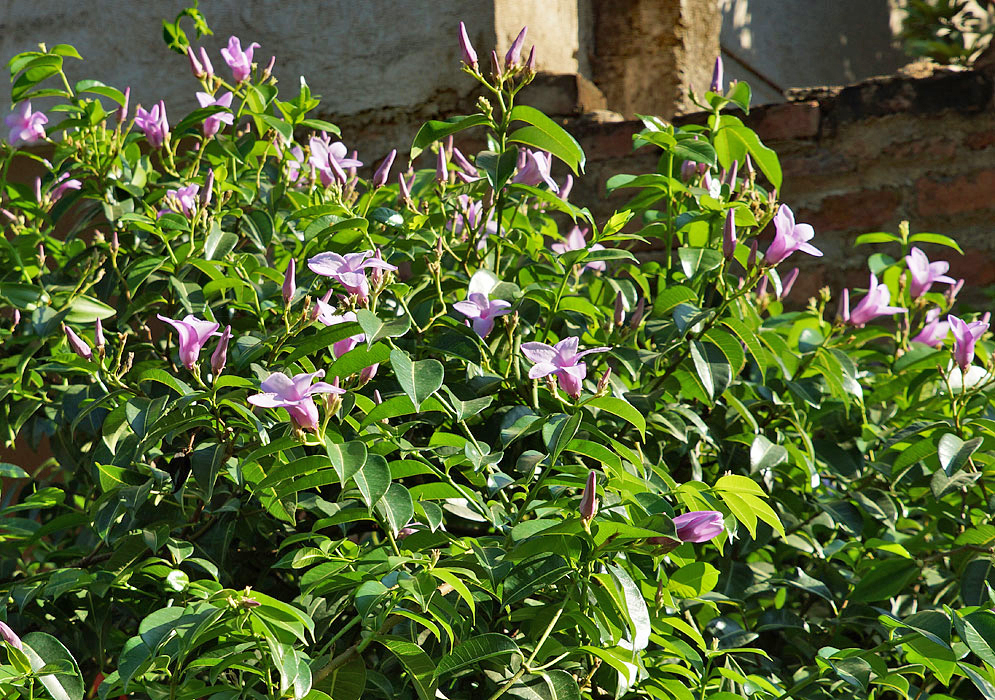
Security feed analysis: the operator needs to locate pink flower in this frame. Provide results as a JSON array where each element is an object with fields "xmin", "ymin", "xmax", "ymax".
[
  {"xmin": 134, "ymin": 101, "xmax": 169, "ymax": 149},
  {"xmin": 5, "ymin": 101, "xmax": 47, "ymax": 145},
  {"xmin": 512, "ymin": 149, "xmax": 558, "ymax": 192},
  {"xmin": 450, "ymin": 196, "xmax": 497, "ymax": 246},
  {"xmin": 912, "ymin": 308, "xmax": 949, "ymax": 347},
  {"xmin": 158, "ymin": 184, "xmax": 200, "ymax": 219},
  {"xmin": 459, "ymin": 22, "xmax": 478, "ymax": 67},
  {"xmin": 64, "ymin": 324, "xmax": 92, "ymax": 361},
  {"xmin": 211, "ymin": 325, "xmax": 231, "ymax": 375},
  {"xmin": 674, "ymin": 511, "xmax": 724, "ymax": 542},
  {"xmin": 308, "ymin": 250, "xmax": 397, "ymax": 304},
  {"xmin": 373, "ymin": 149, "xmax": 396, "ymax": 188},
  {"xmin": 840, "ymin": 273, "xmax": 906, "ymax": 327},
  {"xmin": 505, "ymin": 26, "xmax": 528, "ymax": 67},
  {"xmin": 49, "ymin": 172, "xmax": 82, "ymax": 203},
  {"xmin": 453, "ymin": 272, "xmax": 512, "ymax": 338},
  {"xmin": 157, "ymin": 313, "xmax": 220, "ymax": 369},
  {"xmin": 248, "ymin": 369, "xmax": 343, "ymax": 432},
  {"xmin": 314, "ymin": 308, "xmax": 365, "ymax": 358},
  {"xmin": 949, "ymin": 314, "xmax": 988, "ymax": 371},
  {"xmin": 551, "ymin": 226, "xmax": 606, "ymax": 273},
  {"xmin": 579, "ymin": 470, "xmax": 597, "ymax": 521},
  {"xmin": 195, "ymin": 91, "xmax": 235, "ymax": 138},
  {"xmin": 309, "ymin": 135, "xmax": 362, "ymax": 187},
  {"xmin": 220, "ymin": 36, "xmax": 260, "ymax": 83},
  {"xmin": 521, "ymin": 336, "xmax": 610, "ymax": 398},
  {"xmin": 905, "ymin": 247, "xmax": 955, "ymax": 299},
  {"xmin": 0, "ymin": 621, "xmax": 22, "ymax": 651},
  {"xmin": 283, "ymin": 145, "xmax": 307, "ymax": 184},
  {"xmin": 764, "ymin": 204, "xmax": 821, "ymax": 265}
]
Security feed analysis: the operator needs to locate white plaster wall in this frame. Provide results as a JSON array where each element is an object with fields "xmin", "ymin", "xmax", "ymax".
[{"xmin": 718, "ymin": 0, "xmax": 910, "ymax": 104}]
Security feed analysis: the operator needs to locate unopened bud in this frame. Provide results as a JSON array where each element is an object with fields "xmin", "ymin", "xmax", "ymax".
[
  {"xmin": 838, "ymin": 288, "xmax": 850, "ymax": 324},
  {"xmin": 37, "ymin": 244, "xmax": 46, "ymax": 268},
  {"xmin": 596, "ymin": 367, "xmax": 612, "ymax": 394},
  {"xmin": 458, "ymin": 21, "xmax": 478, "ymax": 68},
  {"xmin": 34, "ymin": 177, "xmax": 42, "ymax": 205},
  {"xmin": 283, "ymin": 259, "xmax": 297, "ymax": 306},
  {"xmin": 748, "ymin": 240, "xmax": 759, "ymax": 269},
  {"xmin": 12, "ymin": 309, "xmax": 20, "ymax": 328},
  {"xmin": 95, "ymin": 318, "xmax": 106, "ymax": 356},
  {"xmin": 116, "ymin": 87, "xmax": 130, "ymax": 124},
  {"xmin": 199, "ymin": 48, "xmax": 214, "ymax": 80},
  {"xmin": 579, "ymin": 470, "xmax": 598, "ymax": 521},
  {"xmin": 725, "ymin": 160, "xmax": 738, "ymax": 189},
  {"xmin": 373, "ymin": 149, "xmax": 396, "ymax": 188},
  {"xmin": 326, "ymin": 377, "xmax": 342, "ymax": 415},
  {"xmin": 311, "ymin": 289, "xmax": 333, "ymax": 321},
  {"xmin": 212, "ymin": 325, "xmax": 231, "ymax": 375},
  {"xmin": 613, "ymin": 292, "xmax": 625, "ymax": 327},
  {"xmin": 370, "ymin": 249, "xmax": 386, "ymax": 289},
  {"xmin": 559, "ymin": 173, "xmax": 573, "ymax": 200},
  {"xmin": 201, "ymin": 168, "xmax": 214, "ymax": 208},
  {"xmin": 64, "ymin": 324, "xmax": 92, "ymax": 361},
  {"xmin": 0, "ymin": 621, "xmax": 23, "ymax": 651},
  {"xmin": 630, "ymin": 297, "xmax": 646, "ymax": 330},
  {"xmin": 525, "ymin": 45, "xmax": 536, "ymax": 75},
  {"xmin": 186, "ymin": 46, "xmax": 205, "ymax": 78},
  {"xmin": 111, "ymin": 231, "xmax": 120, "ymax": 254},
  {"xmin": 723, "ymin": 209, "xmax": 736, "ymax": 260},
  {"xmin": 505, "ymin": 26, "xmax": 527, "ymax": 68},
  {"xmin": 710, "ymin": 56, "xmax": 724, "ymax": 94},
  {"xmin": 780, "ymin": 268, "xmax": 799, "ymax": 300},
  {"xmin": 436, "ymin": 148, "xmax": 448, "ymax": 185},
  {"xmin": 398, "ymin": 172, "xmax": 412, "ymax": 204},
  {"xmin": 359, "ymin": 363, "xmax": 378, "ymax": 385},
  {"xmin": 261, "ymin": 55, "xmax": 276, "ymax": 82},
  {"xmin": 490, "ymin": 49, "xmax": 501, "ymax": 79}
]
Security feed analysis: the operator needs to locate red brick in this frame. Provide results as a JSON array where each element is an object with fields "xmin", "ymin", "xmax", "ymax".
[
  {"xmin": 752, "ymin": 101, "xmax": 820, "ymax": 141},
  {"xmin": 781, "ymin": 151, "xmax": 854, "ymax": 178},
  {"xmin": 948, "ymin": 247, "xmax": 995, "ymax": 287},
  {"xmin": 965, "ymin": 130, "xmax": 995, "ymax": 150},
  {"xmin": 881, "ymin": 137, "xmax": 957, "ymax": 161},
  {"xmin": 798, "ymin": 188, "xmax": 901, "ymax": 233},
  {"xmin": 916, "ymin": 169, "xmax": 995, "ymax": 217}
]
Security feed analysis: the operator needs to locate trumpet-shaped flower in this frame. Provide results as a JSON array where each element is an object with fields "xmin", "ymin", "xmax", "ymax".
[
  {"xmin": 5, "ymin": 101, "xmax": 47, "ymax": 145},
  {"xmin": 248, "ymin": 369, "xmax": 343, "ymax": 432},
  {"xmin": 905, "ymin": 247, "xmax": 955, "ymax": 299},
  {"xmin": 521, "ymin": 336, "xmax": 610, "ymax": 398},
  {"xmin": 309, "ymin": 135, "xmax": 362, "ymax": 186},
  {"xmin": 674, "ymin": 511, "xmax": 724, "ymax": 542},
  {"xmin": 453, "ymin": 271, "xmax": 512, "ymax": 338},
  {"xmin": 195, "ymin": 91, "xmax": 234, "ymax": 138},
  {"xmin": 949, "ymin": 314, "xmax": 988, "ymax": 371},
  {"xmin": 221, "ymin": 36, "xmax": 260, "ymax": 83},
  {"xmin": 512, "ymin": 149, "xmax": 558, "ymax": 192},
  {"xmin": 551, "ymin": 226, "xmax": 606, "ymax": 273},
  {"xmin": 308, "ymin": 250, "xmax": 397, "ymax": 304},
  {"xmin": 314, "ymin": 307, "xmax": 366, "ymax": 358},
  {"xmin": 840, "ymin": 273, "xmax": 906, "ymax": 327},
  {"xmin": 157, "ymin": 313, "xmax": 219, "ymax": 369},
  {"xmin": 49, "ymin": 172, "xmax": 82, "ymax": 203},
  {"xmin": 134, "ymin": 101, "xmax": 169, "ymax": 149},
  {"xmin": 912, "ymin": 308, "xmax": 949, "ymax": 347},
  {"xmin": 158, "ymin": 184, "xmax": 200, "ymax": 219},
  {"xmin": 764, "ymin": 204, "xmax": 821, "ymax": 265}
]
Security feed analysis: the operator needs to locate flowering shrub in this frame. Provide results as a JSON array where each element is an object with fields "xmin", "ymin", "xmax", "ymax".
[{"xmin": 2, "ymin": 8, "xmax": 995, "ymax": 700}]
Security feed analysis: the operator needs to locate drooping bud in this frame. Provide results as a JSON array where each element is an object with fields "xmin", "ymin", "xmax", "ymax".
[
  {"xmin": 116, "ymin": 87, "xmax": 130, "ymax": 124},
  {"xmin": 373, "ymin": 149, "xmax": 396, "ymax": 188},
  {"xmin": 780, "ymin": 268, "xmax": 799, "ymax": 300},
  {"xmin": 436, "ymin": 148, "xmax": 448, "ymax": 184},
  {"xmin": 199, "ymin": 47, "xmax": 214, "ymax": 80},
  {"xmin": 579, "ymin": 470, "xmax": 598, "ymax": 521},
  {"xmin": 201, "ymin": 168, "xmax": 214, "ymax": 207},
  {"xmin": 64, "ymin": 324, "xmax": 93, "ymax": 361},
  {"xmin": 614, "ymin": 291, "xmax": 625, "ymax": 327},
  {"xmin": 186, "ymin": 46, "xmax": 205, "ymax": 78},
  {"xmin": 505, "ymin": 27, "xmax": 528, "ymax": 67},
  {"xmin": 710, "ymin": 56, "xmax": 724, "ymax": 94},
  {"xmin": 459, "ymin": 22, "xmax": 478, "ymax": 68},
  {"xmin": 211, "ymin": 325, "xmax": 231, "ymax": 375},
  {"xmin": 723, "ymin": 209, "xmax": 736, "ymax": 260},
  {"xmin": 283, "ymin": 258, "xmax": 297, "ymax": 306}
]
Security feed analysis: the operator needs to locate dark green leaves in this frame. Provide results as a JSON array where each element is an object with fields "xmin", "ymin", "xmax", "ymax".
[
  {"xmin": 390, "ymin": 349, "xmax": 443, "ymax": 410},
  {"xmin": 508, "ymin": 105, "xmax": 586, "ymax": 174},
  {"xmin": 410, "ymin": 114, "xmax": 489, "ymax": 160}
]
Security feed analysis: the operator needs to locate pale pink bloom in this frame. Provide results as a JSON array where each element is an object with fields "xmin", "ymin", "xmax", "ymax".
[
  {"xmin": 308, "ymin": 250, "xmax": 397, "ymax": 304},
  {"xmin": 675, "ymin": 511, "xmax": 724, "ymax": 542},
  {"xmin": 314, "ymin": 308, "xmax": 364, "ymax": 358},
  {"xmin": 157, "ymin": 313, "xmax": 220, "ymax": 369},
  {"xmin": 521, "ymin": 336, "xmax": 610, "ymax": 398},
  {"xmin": 512, "ymin": 149, "xmax": 558, "ymax": 192},
  {"xmin": 949, "ymin": 314, "xmax": 989, "ymax": 371},
  {"xmin": 764, "ymin": 204, "xmax": 821, "ymax": 265},
  {"xmin": 247, "ymin": 369, "xmax": 343, "ymax": 432},
  {"xmin": 5, "ymin": 101, "xmax": 47, "ymax": 145},
  {"xmin": 220, "ymin": 36, "xmax": 260, "ymax": 83},
  {"xmin": 912, "ymin": 307, "xmax": 949, "ymax": 347},
  {"xmin": 158, "ymin": 184, "xmax": 200, "ymax": 219},
  {"xmin": 134, "ymin": 101, "xmax": 169, "ymax": 149},
  {"xmin": 551, "ymin": 226, "xmax": 606, "ymax": 273},
  {"xmin": 840, "ymin": 273, "xmax": 906, "ymax": 327},
  {"xmin": 309, "ymin": 135, "xmax": 362, "ymax": 187},
  {"xmin": 195, "ymin": 91, "xmax": 234, "ymax": 138},
  {"xmin": 905, "ymin": 247, "xmax": 955, "ymax": 299},
  {"xmin": 49, "ymin": 172, "xmax": 82, "ymax": 203},
  {"xmin": 453, "ymin": 272, "xmax": 512, "ymax": 338}
]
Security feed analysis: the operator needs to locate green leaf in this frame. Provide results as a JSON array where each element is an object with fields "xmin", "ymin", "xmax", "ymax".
[
  {"xmin": 21, "ymin": 632, "xmax": 84, "ymax": 700},
  {"xmin": 324, "ymin": 655, "xmax": 366, "ymax": 700},
  {"xmin": 583, "ymin": 396, "xmax": 645, "ymax": 438},
  {"xmin": 909, "ymin": 232, "xmax": 964, "ymax": 254},
  {"xmin": 672, "ymin": 138, "xmax": 717, "ymax": 167},
  {"xmin": 376, "ymin": 483, "xmax": 414, "ymax": 536},
  {"xmin": 477, "ymin": 149, "xmax": 519, "ymax": 192},
  {"xmin": 390, "ymin": 349, "xmax": 443, "ymax": 411},
  {"xmin": 352, "ymin": 454, "xmax": 390, "ymax": 508},
  {"xmin": 410, "ymin": 114, "xmax": 489, "ymax": 160},
  {"xmin": 678, "ymin": 247, "xmax": 724, "ymax": 278},
  {"xmin": 376, "ymin": 637, "xmax": 438, "ymax": 700},
  {"xmin": 607, "ymin": 564, "xmax": 651, "ymax": 650},
  {"xmin": 850, "ymin": 558, "xmax": 919, "ymax": 603},
  {"xmin": 668, "ymin": 561, "xmax": 720, "ymax": 598},
  {"xmin": 508, "ymin": 105, "xmax": 586, "ymax": 174},
  {"xmin": 937, "ymin": 433, "xmax": 982, "ymax": 476},
  {"xmin": 325, "ymin": 439, "xmax": 367, "ymax": 484},
  {"xmin": 750, "ymin": 435, "xmax": 788, "ymax": 472},
  {"xmin": 434, "ymin": 634, "xmax": 522, "ymax": 679},
  {"xmin": 356, "ymin": 309, "xmax": 410, "ymax": 344},
  {"xmin": 961, "ymin": 612, "xmax": 995, "ymax": 667},
  {"xmin": 64, "ymin": 295, "xmax": 116, "ymax": 323},
  {"xmin": 204, "ymin": 222, "xmax": 239, "ymax": 260}
]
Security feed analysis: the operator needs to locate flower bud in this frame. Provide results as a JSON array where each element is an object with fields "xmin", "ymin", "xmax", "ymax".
[
  {"xmin": 525, "ymin": 45, "xmax": 536, "ymax": 75},
  {"xmin": 596, "ymin": 367, "xmax": 612, "ymax": 394},
  {"xmin": 613, "ymin": 291, "xmax": 625, "ymax": 327},
  {"xmin": 780, "ymin": 267, "xmax": 799, "ymax": 300},
  {"xmin": 359, "ymin": 363, "xmax": 379, "ymax": 385},
  {"xmin": 398, "ymin": 172, "xmax": 412, "ymax": 204},
  {"xmin": 0, "ymin": 621, "xmax": 23, "ymax": 651},
  {"xmin": 630, "ymin": 297, "xmax": 645, "ymax": 330},
  {"xmin": 33, "ymin": 177, "xmax": 42, "ymax": 205},
  {"xmin": 326, "ymin": 377, "xmax": 342, "ymax": 415},
  {"xmin": 559, "ymin": 173, "xmax": 573, "ymax": 201},
  {"xmin": 459, "ymin": 21, "xmax": 478, "ymax": 68},
  {"xmin": 283, "ymin": 258, "xmax": 296, "ymax": 306},
  {"xmin": 116, "ymin": 87, "xmax": 130, "ymax": 124},
  {"xmin": 95, "ymin": 318, "xmax": 106, "ymax": 356},
  {"xmin": 725, "ymin": 160, "xmax": 738, "ymax": 189},
  {"xmin": 723, "ymin": 209, "xmax": 736, "ymax": 260},
  {"xmin": 505, "ymin": 26, "xmax": 527, "ymax": 67},
  {"xmin": 37, "ymin": 244, "xmax": 46, "ymax": 269},
  {"xmin": 201, "ymin": 168, "xmax": 214, "ymax": 208},
  {"xmin": 756, "ymin": 276, "xmax": 769, "ymax": 302},
  {"xmin": 579, "ymin": 470, "xmax": 598, "ymax": 521},
  {"xmin": 837, "ymin": 288, "xmax": 851, "ymax": 324},
  {"xmin": 212, "ymin": 325, "xmax": 231, "ymax": 375},
  {"xmin": 199, "ymin": 47, "xmax": 214, "ymax": 80},
  {"xmin": 111, "ymin": 231, "xmax": 120, "ymax": 254},
  {"xmin": 186, "ymin": 46, "xmax": 205, "ymax": 78},
  {"xmin": 373, "ymin": 149, "xmax": 396, "ymax": 188},
  {"xmin": 748, "ymin": 240, "xmax": 759, "ymax": 269},
  {"xmin": 436, "ymin": 148, "xmax": 448, "ymax": 184},
  {"xmin": 680, "ymin": 160, "xmax": 697, "ymax": 182},
  {"xmin": 710, "ymin": 56, "xmax": 724, "ymax": 93},
  {"xmin": 64, "ymin": 324, "xmax": 93, "ymax": 360},
  {"xmin": 261, "ymin": 55, "xmax": 276, "ymax": 82},
  {"xmin": 490, "ymin": 49, "xmax": 501, "ymax": 79},
  {"xmin": 311, "ymin": 289, "xmax": 333, "ymax": 321},
  {"xmin": 12, "ymin": 309, "xmax": 20, "ymax": 328}
]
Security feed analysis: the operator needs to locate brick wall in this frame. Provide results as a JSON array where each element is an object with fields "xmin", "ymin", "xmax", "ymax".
[{"xmin": 567, "ymin": 67, "xmax": 995, "ymax": 303}]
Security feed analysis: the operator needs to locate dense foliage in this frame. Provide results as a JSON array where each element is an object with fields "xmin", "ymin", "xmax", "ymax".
[{"xmin": 3, "ymin": 8, "xmax": 995, "ymax": 700}]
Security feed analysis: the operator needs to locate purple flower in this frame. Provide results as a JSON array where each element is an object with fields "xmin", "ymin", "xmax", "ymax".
[
  {"xmin": 436, "ymin": 148, "xmax": 449, "ymax": 184},
  {"xmin": 283, "ymin": 259, "xmax": 296, "ymax": 306},
  {"xmin": 521, "ymin": 336, "xmax": 610, "ymax": 398},
  {"xmin": 94, "ymin": 319, "xmax": 106, "ymax": 351},
  {"xmin": 64, "ymin": 324, "xmax": 92, "ymax": 361},
  {"xmin": 453, "ymin": 272, "xmax": 512, "ymax": 338},
  {"xmin": 212, "ymin": 325, "xmax": 231, "ymax": 375},
  {"xmin": 116, "ymin": 87, "xmax": 130, "ymax": 124},
  {"xmin": 0, "ymin": 621, "xmax": 22, "ymax": 651},
  {"xmin": 912, "ymin": 307, "xmax": 949, "ymax": 347},
  {"xmin": 949, "ymin": 314, "xmax": 989, "ymax": 371},
  {"xmin": 5, "ymin": 101, "xmax": 47, "ymax": 146},
  {"xmin": 195, "ymin": 91, "xmax": 234, "ymax": 138},
  {"xmin": 674, "ymin": 511, "xmax": 724, "ymax": 542},
  {"xmin": 459, "ymin": 22, "xmax": 478, "ymax": 68},
  {"xmin": 308, "ymin": 250, "xmax": 397, "ymax": 304},
  {"xmin": 283, "ymin": 145, "xmax": 307, "ymax": 184},
  {"xmin": 158, "ymin": 184, "xmax": 200, "ymax": 219},
  {"xmin": 314, "ymin": 307, "xmax": 365, "ymax": 358},
  {"xmin": 202, "ymin": 168, "xmax": 215, "ymax": 207},
  {"xmin": 49, "ymin": 172, "xmax": 82, "ymax": 203},
  {"xmin": 764, "ymin": 204, "xmax": 821, "ymax": 265},
  {"xmin": 551, "ymin": 226, "xmax": 606, "ymax": 273},
  {"xmin": 221, "ymin": 36, "xmax": 260, "ymax": 83},
  {"xmin": 309, "ymin": 135, "xmax": 362, "ymax": 187},
  {"xmin": 579, "ymin": 470, "xmax": 597, "ymax": 521},
  {"xmin": 512, "ymin": 149, "xmax": 559, "ymax": 192},
  {"xmin": 248, "ymin": 369, "xmax": 343, "ymax": 432},
  {"xmin": 905, "ymin": 247, "xmax": 955, "ymax": 299},
  {"xmin": 723, "ymin": 209, "xmax": 736, "ymax": 260},
  {"xmin": 505, "ymin": 26, "xmax": 528, "ymax": 67},
  {"xmin": 187, "ymin": 46, "xmax": 205, "ymax": 78},
  {"xmin": 157, "ymin": 313, "xmax": 220, "ymax": 369},
  {"xmin": 779, "ymin": 267, "xmax": 800, "ymax": 300},
  {"xmin": 199, "ymin": 47, "xmax": 214, "ymax": 80},
  {"xmin": 841, "ymin": 273, "xmax": 906, "ymax": 327},
  {"xmin": 373, "ymin": 149, "xmax": 396, "ymax": 188},
  {"xmin": 134, "ymin": 101, "xmax": 169, "ymax": 149},
  {"xmin": 710, "ymin": 57, "xmax": 724, "ymax": 93}
]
